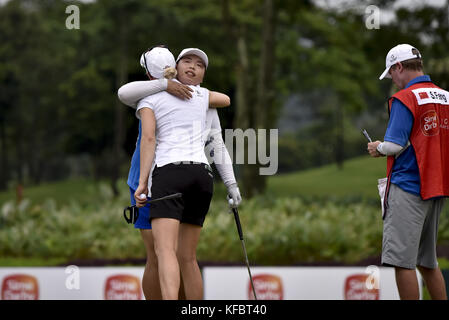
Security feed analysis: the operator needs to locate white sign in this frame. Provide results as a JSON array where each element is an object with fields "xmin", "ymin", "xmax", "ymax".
[
  {"xmin": 0, "ymin": 267, "xmax": 144, "ymax": 300},
  {"xmin": 203, "ymin": 266, "xmax": 423, "ymax": 300},
  {"xmin": 0, "ymin": 266, "xmax": 422, "ymax": 300}
]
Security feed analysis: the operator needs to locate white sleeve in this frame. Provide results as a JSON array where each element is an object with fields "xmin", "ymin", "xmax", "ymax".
[
  {"xmin": 376, "ymin": 141, "xmax": 404, "ymax": 156},
  {"xmin": 117, "ymin": 79, "xmax": 167, "ymax": 109},
  {"xmin": 207, "ymin": 112, "xmax": 237, "ymax": 187},
  {"xmin": 135, "ymin": 98, "xmax": 155, "ymax": 120}
]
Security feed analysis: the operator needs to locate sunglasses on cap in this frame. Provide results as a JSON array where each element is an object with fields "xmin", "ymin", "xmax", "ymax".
[{"xmin": 142, "ymin": 45, "xmax": 170, "ymax": 74}]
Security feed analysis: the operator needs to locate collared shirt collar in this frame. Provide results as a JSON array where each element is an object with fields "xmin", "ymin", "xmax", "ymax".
[
  {"xmin": 405, "ymin": 75, "xmax": 431, "ymax": 89},
  {"xmin": 173, "ymin": 78, "xmax": 200, "ymax": 87}
]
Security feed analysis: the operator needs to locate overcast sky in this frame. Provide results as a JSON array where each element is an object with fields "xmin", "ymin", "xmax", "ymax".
[{"xmin": 314, "ymin": 0, "xmax": 447, "ymax": 24}]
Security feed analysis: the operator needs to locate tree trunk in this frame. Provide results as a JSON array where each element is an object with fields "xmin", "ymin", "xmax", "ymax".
[
  {"xmin": 335, "ymin": 101, "xmax": 344, "ymax": 170},
  {"xmin": 234, "ymin": 34, "xmax": 258, "ymax": 197},
  {"xmin": 222, "ymin": 0, "xmax": 277, "ymax": 198},
  {"xmin": 0, "ymin": 116, "xmax": 8, "ymax": 190},
  {"xmin": 235, "ymin": 35, "xmax": 250, "ymax": 130},
  {"xmin": 446, "ymin": 0, "xmax": 449, "ymax": 29},
  {"xmin": 242, "ymin": 0, "xmax": 276, "ymax": 196},
  {"xmin": 16, "ymin": 131, "xmax": 24, "ymax": 185},
  {"xmin": 251, "ymin": 0, "xmax": 276, "ymax": 194},
  {"xmin": 111, "ymin": 16, "xmax": 128, "ymax": 197}
]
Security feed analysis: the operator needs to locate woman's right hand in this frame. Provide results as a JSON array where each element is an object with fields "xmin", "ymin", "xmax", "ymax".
[
  {"xmin": 166, "ymin": 80, "xmax": 193, "ymax": 100},
  {"xmin": 367, "ymin": 141, "xmax": 383, "ymax": 158},
  {"xmin": 134, "ymin": 184, "xmax": 148, "ymax": 208}
]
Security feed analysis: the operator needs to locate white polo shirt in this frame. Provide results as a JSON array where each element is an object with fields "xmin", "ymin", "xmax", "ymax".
[{"xmin": 136, "ymin": 82, "xmax": 210, "ymax": 167}]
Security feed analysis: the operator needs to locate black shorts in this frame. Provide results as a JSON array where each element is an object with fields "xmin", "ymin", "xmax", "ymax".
[{"xmin": 149, "ymin": 162, "xmax": 214, "ymax": 227}]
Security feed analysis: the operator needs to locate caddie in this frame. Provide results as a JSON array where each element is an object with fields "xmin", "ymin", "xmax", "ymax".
[{"xmin": 368, "ymin": 44, "xmax": 449, "ymax": 300}]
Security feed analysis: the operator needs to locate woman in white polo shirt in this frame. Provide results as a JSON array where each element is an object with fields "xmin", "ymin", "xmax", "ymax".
[
  {"xmin": 131, "ymin": 48, "xmax": 238, "ymax": 300},
  {"xmin": 119, "ymin": 46, "xmax": 240, "ymax": 299}
]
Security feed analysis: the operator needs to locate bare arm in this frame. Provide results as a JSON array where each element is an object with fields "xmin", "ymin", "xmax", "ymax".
[
  {"xmin": 209, "ymin": 91, "xmax": 230, "ymax": 108},
  {"xmin": 134, "ymin": 108, "xmax": 156, "ymax": 207}
]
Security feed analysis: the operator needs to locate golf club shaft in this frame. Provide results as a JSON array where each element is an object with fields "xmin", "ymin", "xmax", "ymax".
[
  {"xmin": 146, "ymin": 192, "xmax": 182, "ymax": 204},
  {"xmin": 232, "ymin": 207, "xmax": 257, "ymax": 300},
  {"xmin": 241, "ymin": 239, "xmax": 257, "ymax": 300}
]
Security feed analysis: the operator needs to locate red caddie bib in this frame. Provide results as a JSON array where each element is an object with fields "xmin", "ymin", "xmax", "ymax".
[{"xmin": 386, "ymin": 82, "xmax": 449, "ymax": 200}]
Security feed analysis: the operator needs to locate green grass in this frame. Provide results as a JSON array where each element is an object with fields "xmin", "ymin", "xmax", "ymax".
[
  {"xmin": 0, "ymin": 156, "xmax": 386, "ymax": 207},
  {"xmin": 0, "ymin": 257, "xmax": 66, "ymax": 267},
  {"xmin": 0, "ymin": 156, "xmax": 418, "ymax": 268},
  {"xmin": 0, "ymin": 177, "xmax": 121, "ymax": 208},
  {"xmin": 268, "ymin": 155, "xmax": 386, "ymax": 199}
]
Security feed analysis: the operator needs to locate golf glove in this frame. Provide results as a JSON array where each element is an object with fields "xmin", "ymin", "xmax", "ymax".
[{"xmin": 227, "ymin": 183, "xmax": 242, "ymax": 208}]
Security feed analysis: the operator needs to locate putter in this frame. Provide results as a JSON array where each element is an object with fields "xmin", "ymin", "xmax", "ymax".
[
  {"xmin": 228, "ymin": 199, "xmax": 258, "ymax": 300},
  {"xmin": 123, "ymin": 192, "xmax": 182, "ymax": 224}
]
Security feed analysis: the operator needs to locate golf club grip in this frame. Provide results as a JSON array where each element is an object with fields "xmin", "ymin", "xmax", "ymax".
[
  {"xmin": 123, "ymin": 209, "xmax": 131, "ymax": 223},
  {"xmin": 146, "ymin": 192, "xmax": 182, "ymax": 204},
  {"xmin": 232, "ymin": 208, "xmax": 244, "ymax": 241}
]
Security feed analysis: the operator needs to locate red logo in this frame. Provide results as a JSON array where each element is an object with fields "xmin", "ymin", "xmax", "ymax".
[
  {"xmin": 1, "ymin": 274, "xmax": 39, "ymax": 300},
  {"xmin": 249, "ymin": 274, "xmax": 283, "ymax": 300},
  {"xmin": 104, "ymin": 274, "xmax": 142, "ymax": 300},
  {"xmin": 344, "ymin": 274, "xmax": 379, "ymax": 300},
  {"xmin": 421, "ymin": 110, "xmax": 439, "ymax": 136},
  {"xmin": 419, "ymin": 92, "xmax": 429, "ymax": 99}
]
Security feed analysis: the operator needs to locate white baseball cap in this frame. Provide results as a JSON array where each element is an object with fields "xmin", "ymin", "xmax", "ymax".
[
  {"xmin": 140, "ymin": 47, "xmax": 176, "ymax": 78},
  {"xmin": 176, "ymin": 48, "xmax": 208, "ymax": 69},
  {"xmin": 379, "ymin": 44, "xmax": 422, "ymax": 80}
]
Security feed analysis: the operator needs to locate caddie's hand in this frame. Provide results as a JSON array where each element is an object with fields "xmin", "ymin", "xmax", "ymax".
[
  {"xmin": 368, "ymin": 141, "xmax": 382, "ymax": 158},
  {"xmin": 166, "ymin": 80, "xmax": 193, "ymax": 100},
  {"xmin": 134, "ymin": 184, "xmax": 148, "ymax": 208},
  {"xmin": 227, "ymin": 183, "xmax": 242, "ymax": 208}
]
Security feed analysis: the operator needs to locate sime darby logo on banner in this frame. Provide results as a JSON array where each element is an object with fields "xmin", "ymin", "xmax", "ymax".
[
  {"xmin": 104, "ymin": 274, "xmax": 142, "ymax": 300},
  {"xmin": 249, "ymin": 274, "xmax": 283, "ymax": 300},
  {"xmin": 344, "ymin": 274, "xmax": 379, "ymax": 300},
  {"xmin": 1, "ymin": 274, "xmax": 39, "ymax": 300}
]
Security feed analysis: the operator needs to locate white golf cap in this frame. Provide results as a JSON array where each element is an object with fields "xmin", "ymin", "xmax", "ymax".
[
  {"xmin": 379, "ymin": 44, "xmax": 422, "ymax": 80},
  {"xmin": 176, "ymin": 48, "xmax": 208, "ymax": 69},
  {"xmin": 140, "ymin": 47, "xmax": 176, "ymax": 79}
]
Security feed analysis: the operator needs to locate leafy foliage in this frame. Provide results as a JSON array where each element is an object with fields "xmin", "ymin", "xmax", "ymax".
[
  {"xmin": 1, "ymin": 0, "xmax": 448, "ymax": 192},
  {"xmin": 200, "ymin": 196, "xmax": 384, "ymax": 265},
  {"xmin": 2, "ymin": 181, "xmax": 448, "ymax": 265}
]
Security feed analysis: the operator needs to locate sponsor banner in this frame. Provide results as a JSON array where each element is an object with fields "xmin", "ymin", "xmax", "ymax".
[
  {"xmin": 203, "ymin": 266, "xmax": 423, "ymax": 300},
  {"xmin": 344, "ymin": 274, "xmax": 379, "ymax": 300},
  {"xmin": 1, "ymin": 266, "xmax": 422, "ymax": 300},
  {"xmin": 1, "ymin": 274, "xmax": 39, "ymax": 300},
  {"xmin": 104, "ymin": 274, "xmax": 142, "ymax": 300},
  {"xmin": 0, "ymin": 267, "xmax": 144, "ymax": 300},
  {"xmin": 249, "ymin": 274, "xmax": 283, "ymax": 300}
]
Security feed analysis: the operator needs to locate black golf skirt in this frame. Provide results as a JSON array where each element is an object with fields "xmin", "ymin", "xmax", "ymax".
[{"xmin": 149, "ymin": 162, "xmax": 214, "ymax": 227}]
